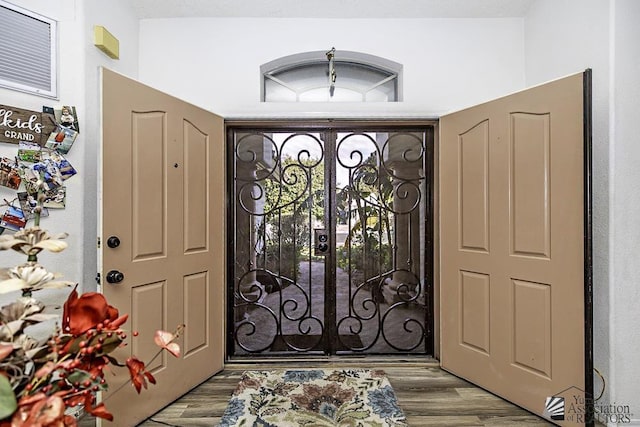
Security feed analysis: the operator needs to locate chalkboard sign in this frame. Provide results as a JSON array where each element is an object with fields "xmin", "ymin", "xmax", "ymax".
[{"xmin": 0, "ymin": 105, "xmax": 57, "ymax": 146}]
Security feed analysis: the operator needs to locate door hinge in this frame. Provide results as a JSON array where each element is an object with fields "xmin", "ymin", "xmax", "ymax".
[
  {"xmin": 95, "ymin": 272, "xmax": 101, "ymax": 284},
  {"xmin": 97, "ymin": 237, "xmax": 101, "ymax": 249}
]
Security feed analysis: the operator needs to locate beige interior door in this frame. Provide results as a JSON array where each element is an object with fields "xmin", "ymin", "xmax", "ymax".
[
  {"xmin": 440, "ymin": 72, "xmax": 588, "ymax": 426},
  {"xmin": 101, "ymin": 68, "xmax": 225, "ymax": 426}
]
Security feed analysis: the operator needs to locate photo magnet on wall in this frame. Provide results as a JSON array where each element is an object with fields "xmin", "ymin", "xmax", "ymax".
[
  {"xmin": 42, "ymin": 186, "xmax": 66, "ymax": 209},
  {"xmin": 41, "ymin": 151, "xmax": 77, "ymax": 181},
  {"xmin": 17, "ymin": 192, "xmax": 49, "ymax": 220},
  {"xmin": 44, "ymin": 125, "xmax": 78, "ymax": 154},
  {"xmin": 0, "ymin": 206, "xmax": 26, "ymax": 231},
  {"xmin": 18, "ymin": 161, "xmax": 63, "ymax": 194},
  {"xmin": 18, "ymin": 163, "xmax": 41, "ymax": 195},
  {"xmin": 0, "ymin": 157, "xmax": 21, "ymax": 190},
  {"xmin": 54, "ymin": 106, "xmax": 79, "ymax": 133},
  {"xmin": 17, "ymin": 142, "xmax": 43, "ymax": 163}
]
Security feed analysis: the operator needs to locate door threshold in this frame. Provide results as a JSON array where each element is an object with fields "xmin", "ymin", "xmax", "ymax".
[{"xmin": 226, "ymin": 355, "xmax": 440, "ymax": 368}]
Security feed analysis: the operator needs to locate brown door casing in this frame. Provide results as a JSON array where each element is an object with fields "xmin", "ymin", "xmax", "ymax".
[
  {"xmin": 440, "ymin": 72, "xmax": 591, "ymax": 426},
  {"xmin": 101, "ymin": 68, "xmax": 225, "ymax": 426}
]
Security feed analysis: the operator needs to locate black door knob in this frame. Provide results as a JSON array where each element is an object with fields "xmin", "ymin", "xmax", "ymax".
[
  {"xmin": 106, "ymin": 270, "xmax": 124, "ymax": 284},
  {"xmin": 107, "ymin": 236, "xmax": 121, "ymax": 248}
]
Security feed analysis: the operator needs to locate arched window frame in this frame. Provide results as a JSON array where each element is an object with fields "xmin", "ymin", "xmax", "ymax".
[{"xmin": 260, "ymin": 50, "xmax": 403, "ymax": 102}]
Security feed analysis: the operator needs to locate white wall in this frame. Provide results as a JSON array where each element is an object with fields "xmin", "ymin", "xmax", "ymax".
[
  {"xmin": 0, "ymin": 0, "xmax": 138, "ymax": 310},
  {"xmin": 609, "ymin": 0, "xmax": 640, "ymax": 424},
  {"xmin": 82, "ymin": 0, "xmax": 140, "ymax": 291},
  {"xmin": 526, "ymin": 0, "xmax": 640, "ymax": 424},
  {"xmin": 138, "ymin": 17, "xmax": 526, "ymax": 117},
  {"xmin": 0, "ymin": 0, "xmax": 85, "ymax": 307}
]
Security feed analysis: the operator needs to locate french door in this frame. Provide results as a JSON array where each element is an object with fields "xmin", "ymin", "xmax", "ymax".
[{"xmin": 227, "ymin": 123, "xmax": 435, "ymax": 357}]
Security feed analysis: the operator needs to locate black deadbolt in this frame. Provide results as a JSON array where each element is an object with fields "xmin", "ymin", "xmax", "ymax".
[
  {"xmin": 107, "ymin": 236, "xmax": 121, "ymax": 248},
  {"xmin": 106, "ymin": 270, "xmax": 124, "ymax": 284}
]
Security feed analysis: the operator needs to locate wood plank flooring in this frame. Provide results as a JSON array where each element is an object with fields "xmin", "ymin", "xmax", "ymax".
[{"xmin": 135, "ymin": 360, "xmax": 557, "ymax": 426}]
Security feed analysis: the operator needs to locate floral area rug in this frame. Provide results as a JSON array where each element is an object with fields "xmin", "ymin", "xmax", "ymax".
[{"xmin": 218, "ymin": 369, "xmax": 409, "ymax": 427}]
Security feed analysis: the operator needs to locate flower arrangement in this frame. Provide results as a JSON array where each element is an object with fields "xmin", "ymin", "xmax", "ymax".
[{"xmin": 0, "ymin": 214, "xmax": 181, "ymax": 425}]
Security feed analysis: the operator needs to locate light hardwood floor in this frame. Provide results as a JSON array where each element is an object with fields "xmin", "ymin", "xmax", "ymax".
[{"xmin": 135, "ymin": 360, "xmax": 558, "ymax": 426}]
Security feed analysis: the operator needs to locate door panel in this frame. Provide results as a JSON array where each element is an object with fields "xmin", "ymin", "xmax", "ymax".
[
  {"xmin": 440, "ymin": 72, "xmax": 588, "ymax": 426},
  {"xmin": 131, "ymin": 111, "xmax": 166, "ymax": 260},
  {"xmin": 184, "ymin": 120, "xmax": 209, "ymax": 252},
  {"xmin": 458, "ymin": 120, "xmax": 489, "ymax": 252},
  {"xmin": 101, "ymin": 68, "xmax": 225, "ymax": 426},
  {"xmin": 510, "ymin": 112, "xmax": 551, "ymax": 258}
]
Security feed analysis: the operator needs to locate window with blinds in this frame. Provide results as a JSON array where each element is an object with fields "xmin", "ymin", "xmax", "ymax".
[{"xmin": 0, "ymin": 0, "xmax": 57, "ymax": 98}]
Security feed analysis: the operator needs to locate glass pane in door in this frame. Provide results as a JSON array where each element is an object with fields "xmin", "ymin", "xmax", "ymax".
[
  {"xmin": 334, "ymin": 131, "xmax": 429, "ymax": 353},
  {"xmin": 229, "ymin": 125, "xmax": 433, "ymax": 357},
  {"xmin": 232, "ymin": 131, "xmax": 326, "ymax": 355}
]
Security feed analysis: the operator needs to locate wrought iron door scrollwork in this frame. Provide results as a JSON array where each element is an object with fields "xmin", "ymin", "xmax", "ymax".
[
  {"xmin": 335, "ymin": 131, "xmax": 427, "ymax": 352},
  {"xmin": 230, "ymin": 126, "xmax": 432, "ymax": 356},
  {"xmin": 233, "ymin": 132, "xmax": 325, "ymax": 354}
]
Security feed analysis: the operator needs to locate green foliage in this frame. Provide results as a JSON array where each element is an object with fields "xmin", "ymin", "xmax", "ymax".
[
  {"xmin": 337, "ymin": 231, "xmax": 392, "ymax": 280},
  {"xmin": 0, "ymin": 375, "xmax": 17, "ymax": 420},
  {"xmin": 262, "ymin": 213, "xmax": 307, "ymax": 280},
  {"xmin": 262, "ymin": 156, "xmax": 324, "ymax": 221},
  {"xmin": 259, "ymin": 156, "xmax": 325, "ymax": 281},
  {"xmin": 335, "ymin": 152, "xmax": 394, "ymax": 280}
]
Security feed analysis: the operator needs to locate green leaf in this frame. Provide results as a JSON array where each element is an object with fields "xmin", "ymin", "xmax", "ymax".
[
  {"xmin": 0, "ymin": 375, "xmax": 18, "ymax": 420},
  {"xmin": 67, "ymin": 369, "xmax": 92, "ymax": 384},
  {"xmin": 63, "ymin": 335, "xmax": 85, "ymax": 354},
  {"xmin": 94, "ymin": 333, "xmax": 123, "ymax": 356}
]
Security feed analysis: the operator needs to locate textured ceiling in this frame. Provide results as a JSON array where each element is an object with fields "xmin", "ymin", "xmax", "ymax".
[{"xmin": 131, "ymin": 0, "xmax": 537, "ymax": 19}]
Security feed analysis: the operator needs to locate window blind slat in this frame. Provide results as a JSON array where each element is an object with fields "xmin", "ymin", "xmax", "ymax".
[{"xmin": 0, "ymin": 47, "xmax": 53, "ymax": 68}]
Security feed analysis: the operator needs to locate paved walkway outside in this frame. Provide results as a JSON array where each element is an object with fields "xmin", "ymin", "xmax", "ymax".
[{"xmin": 234, "ymin": 261, "xmax": 428, "ymax": 355}]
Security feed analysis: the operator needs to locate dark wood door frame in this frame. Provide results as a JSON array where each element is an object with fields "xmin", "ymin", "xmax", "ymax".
[{"xmin": 225, "ymin": 119, "xmax": 437, "ymax": 359}]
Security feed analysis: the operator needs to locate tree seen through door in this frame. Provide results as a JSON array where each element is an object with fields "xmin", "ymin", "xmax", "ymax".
[{"xmin": 229, "ymin": 126, "xmax": 433, "ymax": 356}]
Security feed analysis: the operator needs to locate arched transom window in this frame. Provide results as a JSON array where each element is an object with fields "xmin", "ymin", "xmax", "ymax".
[{"xmin": 261, "ymin": 50, "xmax": 402, "ymax": 102}]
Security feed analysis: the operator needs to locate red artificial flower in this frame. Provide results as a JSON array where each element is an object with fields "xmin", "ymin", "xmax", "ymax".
[
  {"xmin": 81, "ymin": 394, "xmax": 113, "ymax": 421},
  {"xmin": 126, "ymin": 357, "xmax": 156, "ymax": 393},
  {"xmin": 75, "ymin": 355, "xmax": 109, "ymax": 378},
  {"xmin": 16, "ymin": 392, "xmax": 47, "ymax": 407},
  {"xmin": 0, "ymin": 344, "xmax": 12, "ymax": 361},
  {"xmin": 34, "ymin": 361, "xmax": 57, "ymax": 378},
  {"xmin": 11, "ymin": 395, "xmax": 77, "ymax": 427},
  {"xmin": 62, "ymin": 285, "xmax": 128, "ymax": 335}
]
